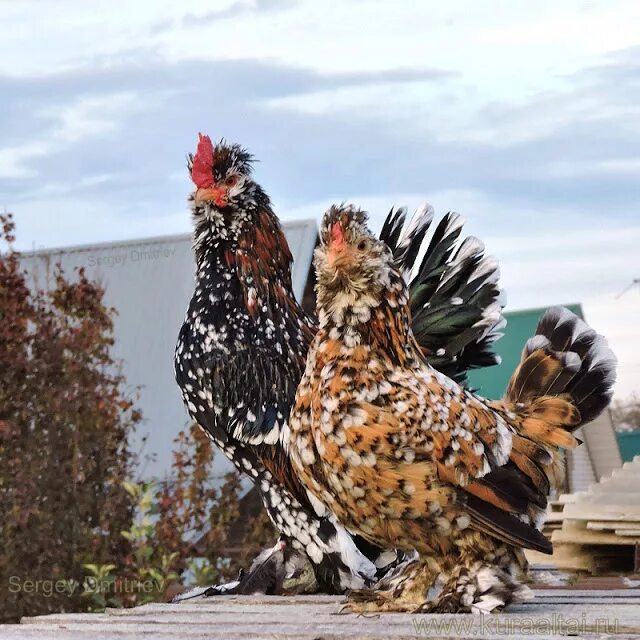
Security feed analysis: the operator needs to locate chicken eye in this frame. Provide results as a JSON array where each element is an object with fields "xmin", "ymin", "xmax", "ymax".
[
  {"xmin": 224, "ymin": 174, "xmax": 239, "ymax": 187},
  {"xmin": 357, "ymin": 240, "xmax": 367, "ymax": 251}
]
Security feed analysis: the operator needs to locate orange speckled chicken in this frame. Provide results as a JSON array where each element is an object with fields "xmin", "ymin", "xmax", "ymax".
[{"xmin": 289, "ymin": 204, "xmax": 617, "ymax": 613}]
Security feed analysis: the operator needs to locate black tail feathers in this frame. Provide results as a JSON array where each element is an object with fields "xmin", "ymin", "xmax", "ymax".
[{"xmin": 510, "ymin": 306, "xmax": 617, "ymax": 427}]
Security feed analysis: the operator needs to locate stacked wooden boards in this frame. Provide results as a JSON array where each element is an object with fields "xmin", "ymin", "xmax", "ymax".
[
  {"xmin": 537, "ymin": 456, "xmax": 640, "ymax": 573},
  {"xmin": 541, "ymin": 499, "xmax": 570, "ymax": 539}
]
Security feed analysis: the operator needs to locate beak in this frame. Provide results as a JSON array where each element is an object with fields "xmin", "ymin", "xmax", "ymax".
[{"xmin": 195, "ymin": 186, "xmax": 228, "ymax": 207}]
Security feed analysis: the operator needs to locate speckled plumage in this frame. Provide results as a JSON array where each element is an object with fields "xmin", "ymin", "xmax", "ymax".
[
  {"xmin": 289, "ymin": 204, "xmax": 617, "ymax": 612},
  {"xmin": 174, "ymin": 137, "xmax": 507, "ymax": 597},
  {"xmin": 176, "ymin": 139, "xmax": 405, "ymax": 594}
]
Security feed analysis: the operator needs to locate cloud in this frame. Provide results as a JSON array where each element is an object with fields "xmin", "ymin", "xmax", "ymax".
[
  {"xmin": 0, "ymin": 91, "xmax": 142, "ymax": 179},
  {"xmin": 0, "ymin": 141, "xmax": 50, "ymax": 179},
  {"xmin": 181, "ymin": 0, "xmax": 295, "ymax": 26},
  {"xmin": 1, "ymin": 42, "xmax": 638, "ymax": 235},
  {"xmin": 0, "ymin": 56, "xmax": 454, "ymax": 213}
]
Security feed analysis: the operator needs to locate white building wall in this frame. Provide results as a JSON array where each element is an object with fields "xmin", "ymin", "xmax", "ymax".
[
  {"xmin": 567, "ymin": 428, "xmax": 598, "ymax": 494},
  {"xmin": 19, "ymin": 221, "xmax": 317, "ymax": 479}
]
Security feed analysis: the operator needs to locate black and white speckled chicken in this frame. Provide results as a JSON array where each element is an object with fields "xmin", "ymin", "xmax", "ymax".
[{"xmin": 174, "ymin": 133, "xmax": 505, "ymax": 597}]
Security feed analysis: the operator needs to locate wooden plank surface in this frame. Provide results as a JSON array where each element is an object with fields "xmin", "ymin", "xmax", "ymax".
[
  {"xmin": 587, "ymin": 521, "xmax": 640, "ymax": 531},
  {"xmin": 562, "ymin": 503, "xmax": 640, "ymax": 521},
  {"xmin": 2, "ymin": 591, "xmax": 640, "ymax": 640},
  {"xmin": 552, "ymin": 529, "xmax": 640, "ymax": 545}
]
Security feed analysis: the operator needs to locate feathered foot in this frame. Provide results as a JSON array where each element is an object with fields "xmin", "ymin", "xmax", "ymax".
[
  {"xmin": 339, "ymin": 589, "xmax": 419, "ymax": 614},
  {"xmin": 338, "ymin": 558, "xmax": 439, "ymax": 614},
  {"xmin": 422, "ymin": 562, "xmax": 533, "ymax": 614}
]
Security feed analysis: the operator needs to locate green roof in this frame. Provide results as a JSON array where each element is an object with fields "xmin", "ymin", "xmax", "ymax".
[{"xmin": 467, "ymin": 303, "xmax": 584, "ymax": 400}]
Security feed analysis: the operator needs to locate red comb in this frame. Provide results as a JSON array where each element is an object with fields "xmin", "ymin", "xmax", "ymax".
[
  {"xmin": 330, "ymin": 222, "xmax": 345, "ymax": 246},
  {"xmin": 191, "ymin": 133, "xmax": 215, "ymax": 189}
]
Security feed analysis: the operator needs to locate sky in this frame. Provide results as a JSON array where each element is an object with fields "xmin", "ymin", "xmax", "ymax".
[{"xmin": 0, "ymin": 0, "xmax": 638, "ymax": 398}]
